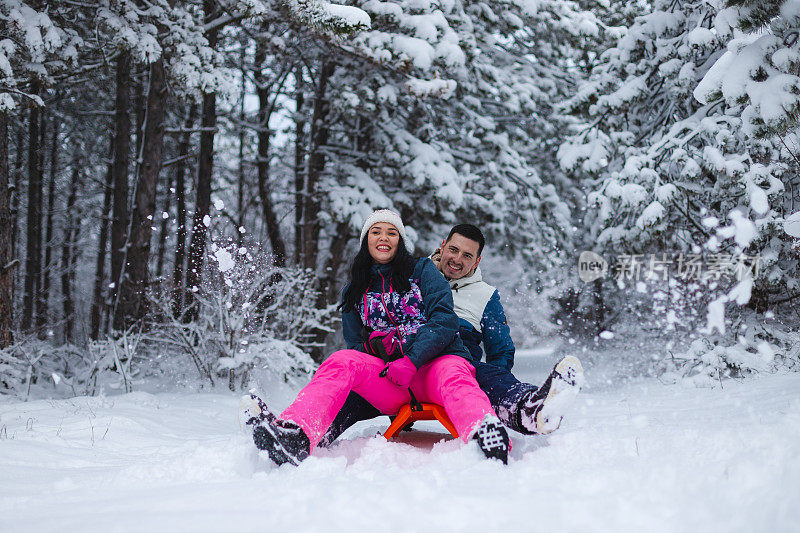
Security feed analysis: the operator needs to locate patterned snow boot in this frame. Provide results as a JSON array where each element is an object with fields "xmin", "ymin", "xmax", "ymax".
[
  {"xmin": 519, "ymin": 355, "xmax": 584, "ymax": 435},
  {"xmin": 472, "ymin": 416, "xmax": 510, "ymax": 465}
]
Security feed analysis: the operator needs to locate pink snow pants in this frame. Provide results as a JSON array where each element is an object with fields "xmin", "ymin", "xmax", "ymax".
[{"xmin": 280, "ymin": 350, "xmax": 496, "ymax": 449}]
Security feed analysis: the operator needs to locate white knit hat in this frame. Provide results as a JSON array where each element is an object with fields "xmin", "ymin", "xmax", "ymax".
[{"xmin": 360, "ymin": 209, "xmax": 410, "ymax": 249}]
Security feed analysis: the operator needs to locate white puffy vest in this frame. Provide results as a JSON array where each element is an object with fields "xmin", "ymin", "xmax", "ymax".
[{"xmin": 447, "ymin": 267, "xmax": 497, "ymax": 333}]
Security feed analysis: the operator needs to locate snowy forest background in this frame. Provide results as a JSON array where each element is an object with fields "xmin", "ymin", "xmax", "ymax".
[{"xmin": 1, "ymin": 0, "xmax": 799, "ymax": 399}]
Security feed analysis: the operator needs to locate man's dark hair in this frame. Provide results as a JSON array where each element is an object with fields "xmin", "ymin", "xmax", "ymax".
[{"xmin": 446, "ymin": 224, "xmax": 485, "ymax": 256}]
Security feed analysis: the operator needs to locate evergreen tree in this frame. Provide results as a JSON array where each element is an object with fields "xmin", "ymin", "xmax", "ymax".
[{"xmin": 559, "ymin": 0, "xmax": 798, "ymax": 359}]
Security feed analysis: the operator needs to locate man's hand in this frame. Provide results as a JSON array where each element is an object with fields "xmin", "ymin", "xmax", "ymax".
[{"xmin": 380, "ymin": 356, "xmax": 417, "ymax": 388}]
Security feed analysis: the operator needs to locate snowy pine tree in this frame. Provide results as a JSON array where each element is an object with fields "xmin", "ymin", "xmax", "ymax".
[{"xmin": 559, "ymin": 0, "xmax": 799, "ymax": 372}]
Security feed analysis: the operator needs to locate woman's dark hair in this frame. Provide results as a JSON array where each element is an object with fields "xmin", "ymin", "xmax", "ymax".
[{"xmin": 339, "ymin": 238, "xmax": 416, "ymax": 312}]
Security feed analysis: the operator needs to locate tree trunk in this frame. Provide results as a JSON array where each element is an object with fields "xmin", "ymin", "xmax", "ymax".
[
  {"xmin": 134, "ymin": 71, "xmax": 146, "ymax": 161},
  {"xmin": 303, "ymin": 60, "xmax": 335, "ymax": 271},
  {"xmin": 35, "ymin": 108, "xmax": 47, "ymax": 329},
  {"xmin": 320, "ymin": 225, "xmax": 349, "ymax": 305},
  {"xmin": 120, "ymin": 58, "xmax": 168, "ymax": 325},
  {"xmin": 155, "ymin": 170, "xmax": 172, "ymax": 280},
  {"xmin": 0, "ymin": 113, "xmax": 13, "ymax": 348},
  {"xmin": 185, "ymin": 89, "xmax": 216, "ymax": 322},
  {"xmin": 41, "ymin": 118, "xmax": 58, "ymax": 324},
  {"xmin": 11, "ymin": 109, "xmax": 25, "ymax": 268},
  {"xmin": 236, "ymin": 45, "xmax": 247, "ymax": 246},
  {"xmin": 22, "ymin": 85, "xmax": 42, "ymax": 332},
  {"xmin": 11, "ymin": 108, "xmax": 26, "ymax": 314},
  {"xmin": 110, "ymin": 53, "xmax": 132, "ymax": 332},
  {"xmin": 61, "ymin": 161, "xmax": 79, "ymax": 342},
  {"xmin": 294, "ymin": 66, "xmax": 306, "ymax": 266},
  {"xmin": 308, "ymin": 220, "xmax": 350, "ymax": 362},
  {"xmin": 355, "ymin": 115, "xmax": 372, "ymax": 170},
  {"xmin": 89, "ymin": 144, "xmax": 114, "ymax": 340},
  {"xmin": 254, "ymin": 41, "xmax": 287, "ymax": 267},
  {"xmin": 184, "ymin": 3, "xmax": 219, "ymax": 322},
  {"xmin": 171, "ymin": 105, "xmax": 197, "ymax": 319}
]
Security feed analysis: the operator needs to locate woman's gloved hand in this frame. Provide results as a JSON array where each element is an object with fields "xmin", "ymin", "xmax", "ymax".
[
  {"xmin": 363, "ymin": 329, "xmax": 400, "ymax": 362},
  {"xmin": 380, "ymin": 356, "xmax": 417, "ymax": 388}
]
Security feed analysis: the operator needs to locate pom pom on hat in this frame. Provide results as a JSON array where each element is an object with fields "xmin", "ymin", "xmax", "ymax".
[{"xmin": 360, "ymin": 209, "xmax": 410, "ymax": 249}]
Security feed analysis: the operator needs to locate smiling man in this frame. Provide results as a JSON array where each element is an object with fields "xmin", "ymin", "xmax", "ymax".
[
  {"xmin": 433, "ymin": 224, "xmax": 583, "ymax": 436},
  {"xmin": 316, "ymin": 224, "xmax": 584, "ymax": 448},
  {"xmin": 435, "ymin": 225, "xmax": 514, "ymax": 371}
]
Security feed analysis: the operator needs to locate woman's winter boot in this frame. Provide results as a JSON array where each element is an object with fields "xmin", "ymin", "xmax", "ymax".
[
  {"xmin": 253, "ymin": 416, "xmax": 311, "ymax": 466},
  {"xmin": 240, "ymin": 393, "xmax": 311, "ymax": 466},
  {"xmin": 472, "ymin": 416, "xmax": 510, "ymax": 464}
]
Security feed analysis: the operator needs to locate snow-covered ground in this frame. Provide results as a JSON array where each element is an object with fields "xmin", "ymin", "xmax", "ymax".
[{"xmin": 2, "ymin": 350, "xmax": 799, "ymax": 533}]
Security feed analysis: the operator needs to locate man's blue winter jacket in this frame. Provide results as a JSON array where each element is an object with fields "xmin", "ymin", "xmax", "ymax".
[
  {"xmin": 341, "ymin": 257, "xmax": 473, "ymax": 368},
  {"xmin": 445, "ymin": 266, "xmax": 515, "ymax": 371}
]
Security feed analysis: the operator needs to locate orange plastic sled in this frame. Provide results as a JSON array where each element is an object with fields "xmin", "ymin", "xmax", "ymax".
[{"xmin": 383, "ymin": 402, "xmax": 459, "ymax": 440}]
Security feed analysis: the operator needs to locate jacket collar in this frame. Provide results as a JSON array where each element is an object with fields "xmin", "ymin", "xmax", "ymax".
[
  {"xmin": 370, "ymin": 262, "xmax": 393, "ymax": 276},
  {"xmin": 448, "ymin": 267, "xmax": 483, "ymax": 290}
]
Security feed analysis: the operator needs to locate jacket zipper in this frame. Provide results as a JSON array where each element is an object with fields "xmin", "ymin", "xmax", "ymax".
[{"xmin": 379, "ymin": 272, "xmax": 405, "ymax": 356}]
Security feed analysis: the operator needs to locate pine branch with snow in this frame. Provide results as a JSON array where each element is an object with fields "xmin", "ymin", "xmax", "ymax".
[
  {"xmin": 285, "ymin": 0, "xmax": 370, "ymax": 35},
  {"xmin": 0, "ymin": 0, "xmax": 79, "ymax": 111}
]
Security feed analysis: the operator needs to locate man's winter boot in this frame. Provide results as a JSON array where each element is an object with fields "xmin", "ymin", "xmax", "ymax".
[
  {"xmin": 472, "ymin": 417, "xmax": 510, "ymax": 465},
  {"xmin": 519, "ymin": 355, "xmax": 584, "ymax": 435},
  {"xmin": 238, "ymin": 393, "xmax": 269, "ymax": 430},
  {"xmin": 252, "ymin": 411, "xmax": 311, "ymax": 467}
]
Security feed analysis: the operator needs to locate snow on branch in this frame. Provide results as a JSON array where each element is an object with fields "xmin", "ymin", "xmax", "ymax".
[
  {"xmin": 404, "ymin": 77, "xmax": 456, "ymax": 98},
  {"xmin": 0, "ymin": 0, "xmax": 78, "ymax": 111},
  {"xmin": 285, "ymin": 0, "xmax": 371, "ymax": 35}
]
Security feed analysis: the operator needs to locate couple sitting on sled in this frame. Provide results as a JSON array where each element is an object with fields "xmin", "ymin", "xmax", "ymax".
[{"xmin": 239, "ymin": 209, "xmax": 584, "ymax": 466}]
